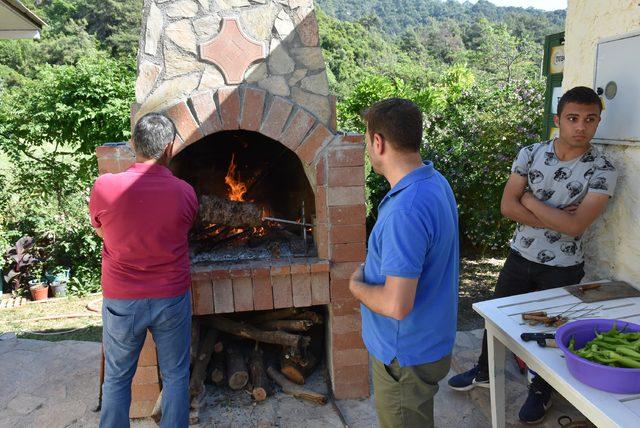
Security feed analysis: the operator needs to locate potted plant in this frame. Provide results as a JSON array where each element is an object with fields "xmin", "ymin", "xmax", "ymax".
[
  {"xmin": 28, "ymin": 279, "xmax": 49, "ymax": 301},
  {"xmin": 2, "ymin": 233, "xmax": 55, "ymax": 300}
]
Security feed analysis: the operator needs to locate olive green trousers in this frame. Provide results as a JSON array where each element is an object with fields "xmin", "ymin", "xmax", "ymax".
[{"xmin": 372, "ymin": 354, "xmax": 451, "ymax": 428}]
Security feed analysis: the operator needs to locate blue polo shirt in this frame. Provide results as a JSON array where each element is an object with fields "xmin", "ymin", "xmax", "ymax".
[{"xmin": 362, "ymin": 161, "xmax": 459, "ymax": 367}]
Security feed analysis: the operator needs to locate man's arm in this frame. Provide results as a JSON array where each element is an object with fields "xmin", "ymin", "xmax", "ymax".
[
  {"xmin": 349, "ymin": 265, "xmax": 418, "ymax": 321},
  {"xmin": 500, "ymin": 173, "xmax": 546, "ymax": 228},
  {"xmin": 522, "ymin": 192, "xmax": 610, "ymax": 237}
]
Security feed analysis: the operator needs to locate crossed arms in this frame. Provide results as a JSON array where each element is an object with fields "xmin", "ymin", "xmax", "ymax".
[{"xmin": 501, "ymin": 173, "xmax": 610, "ymax": 237}]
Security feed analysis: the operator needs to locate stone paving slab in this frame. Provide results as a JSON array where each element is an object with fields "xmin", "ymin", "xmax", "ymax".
[{"xmin": 0, "ymin": 330, "xmax": 592, "ymax": 427}]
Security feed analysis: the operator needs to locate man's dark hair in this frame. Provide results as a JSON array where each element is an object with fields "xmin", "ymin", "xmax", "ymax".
[
  {"xmin": 557, "ymin": 86, "xmax": 603, "ymax": 116},
  {"xmin": 133, "ymin": 113, "xmax": 177, "ymax": 159},
  {"xmin": 361, "ymin": 98, "xmax": 423, "ymax": 153}
]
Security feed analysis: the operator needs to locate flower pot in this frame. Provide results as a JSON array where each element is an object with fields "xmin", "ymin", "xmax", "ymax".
[
  {"xmin": 50, "ymin": 281, "xmax": 67, "ymax": 298},
  {"xmin": 29, "ymin": 284, "xmax": 49, "ymax": 301}
]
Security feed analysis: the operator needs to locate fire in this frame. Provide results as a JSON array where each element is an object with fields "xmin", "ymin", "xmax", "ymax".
[{"xmin": 224, "ymin": 154, "xmax": 248, "ymax": 202}]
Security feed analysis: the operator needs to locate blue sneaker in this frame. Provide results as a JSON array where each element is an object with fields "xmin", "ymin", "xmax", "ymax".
[
  {"xmin": 519, "ymin": 386, "xmax": 552, "ymax": 424},
  {"xmin": 448, "ymin": 365, "xmax": 490, "ymax": 391}
]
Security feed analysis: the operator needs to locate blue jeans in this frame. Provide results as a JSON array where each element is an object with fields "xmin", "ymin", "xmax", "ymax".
[{"xmin": 100, "ymin": 291, "xmax": 191, "ymax": 428}]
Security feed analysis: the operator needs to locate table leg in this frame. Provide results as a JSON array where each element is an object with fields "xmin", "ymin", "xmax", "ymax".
[{"xmin": 487, "ymin": 326, "xmax": 506, "ymax": 428}]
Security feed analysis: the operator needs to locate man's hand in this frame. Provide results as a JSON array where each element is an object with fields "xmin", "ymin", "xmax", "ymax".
[
  {"xmin": 501, "ymin": 174, "xmax": 546, "ymax": 228},
  {"xmin": 562, "ymin": 204, "xmax": 580, "ymax": 214}
]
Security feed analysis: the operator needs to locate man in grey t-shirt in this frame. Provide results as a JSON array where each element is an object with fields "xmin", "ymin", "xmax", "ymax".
[{"xmin": 449, "ymin": 87, "xmax": 618, "ymax": 424}]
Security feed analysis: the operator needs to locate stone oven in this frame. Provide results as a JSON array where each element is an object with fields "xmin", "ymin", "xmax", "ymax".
[{"xmin": 95, "ymin": 0, "xmax": 368, "ymax": 418}]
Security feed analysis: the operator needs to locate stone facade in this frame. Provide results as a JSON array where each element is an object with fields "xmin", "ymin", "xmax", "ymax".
[
  {"xmin": 563, "ymin": 1, "xmax": 640, "ymax": 283},
  {"xmin": 135, "ymin": 0, "xmax": 332, "ymax": 129}
]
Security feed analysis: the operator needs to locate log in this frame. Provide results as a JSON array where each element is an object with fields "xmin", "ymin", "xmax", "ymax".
[
  {"xmin": 244, "ymin": 308, "xmax": 303, "ymax": 324},
  {"xmin": 261, "ymin": 319, "xmax": 314, "ymax": 333},
  {"xmin": 189, "ymin": 328, "xmax": 218, "ymax": 399},
  {"xmin": 249, "ymin": 345, "xmax": 273, "ymax": 401},
  {"xmin": 280, "ymin": 353, "xmax": 318, "ymax": 385},
  {"xmin": 199, "ymin": 195, "xmax": 262, "ymax": 228},
  {"xmin": 226, "ymin": 342, "xmax": 249, "ymax": 390},
  {"xmin": 204, "ymin": 316, "xmax": 311, "ymax": 349},
  {"xmin": 190, "ymin": 320, "xmax": 201, "ymax": 367},
  {"xmin": 267, "ymin": 366, "xmax": 327, "ymax": 405},
  {"xmin": 210, "ymin": 350, "xmax": 226, "ymax": 386},
  {"xmin": 291, "ymin": 310, "xmax": 324, "ymax": 325},
  {"xmin": 150, "ymin": 390, "xmax": 162, "ymax": 423}
]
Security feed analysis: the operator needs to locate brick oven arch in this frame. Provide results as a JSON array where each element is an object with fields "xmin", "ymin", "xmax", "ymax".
[{"xmin": 162, "ymin": 85, "xmax": 335, "ymax": 190}]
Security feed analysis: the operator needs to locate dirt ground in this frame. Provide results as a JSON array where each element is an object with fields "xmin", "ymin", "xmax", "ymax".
[{"xmin": 0, "ymin": 256, "xmax": 504, "ymax": 340}]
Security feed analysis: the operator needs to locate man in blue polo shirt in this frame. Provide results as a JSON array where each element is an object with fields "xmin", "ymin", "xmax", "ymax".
[{"xmin": 349, "ymin": 98, "xmax": 459, "ymax": 428}]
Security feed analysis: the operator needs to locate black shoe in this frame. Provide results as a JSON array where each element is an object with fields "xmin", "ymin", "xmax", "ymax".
[
  {"xmin": 448, "ymin": 365, "xmax": 490, "ymax": 391},
  {"xmin": 518, "ymin": 385, "xmax": 552, "ymax": 424}
]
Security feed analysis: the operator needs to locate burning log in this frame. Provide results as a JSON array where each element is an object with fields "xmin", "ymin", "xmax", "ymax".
[
  {"xmin": 267, "ymin": 366, "xmax": 327, "ymax": 405},
  {"xmin": 203, "ymin": 316, "xmax": 311, "ymax": 350},
  {"xmin": 261, "ymin": 319, "xmax": 314, "ymax": 333},
  {"xmin": 280, "ymin": 353, "xmax": 318, "ymax": 385},
  {"xmin": 189, "ymin": 328, "xmax": 218, "ymax": 399},
  {"xmin": 249, "ymin": 345, "xmax": 273, "ymax": 401},
  {"xmin": 199, "ymin": 195, "xmax": 262, "ymax": 228},
  {"xmin": 225, "ymin": 342, "xmax": 249, "ymax": 390}
]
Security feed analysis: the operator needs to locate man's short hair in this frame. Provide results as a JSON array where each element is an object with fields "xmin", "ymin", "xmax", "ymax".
[
  {"xmin": 557, "ymin": 86, "xmax": 603, "ymax": 116},
  {"xmin": 133, "ymin": 113, "xmax": 177, "ymax": 159},
  {"xmin": 361, "ymin": 98, "xmax": 423, "ymax": 153}
]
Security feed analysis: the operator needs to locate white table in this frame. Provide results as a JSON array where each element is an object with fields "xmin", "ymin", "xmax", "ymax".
[{"xmin": 473, "ymin": 283, "xmax": 640, "ymax": 428}]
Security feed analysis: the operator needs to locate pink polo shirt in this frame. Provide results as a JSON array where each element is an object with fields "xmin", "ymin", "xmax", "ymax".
[{"xmin": 89, "ymin": 163, "xmax": 198, "ymax": 299}]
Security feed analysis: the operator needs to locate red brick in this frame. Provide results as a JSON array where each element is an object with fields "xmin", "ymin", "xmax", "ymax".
[
  {"xmin": 315, "ymin": 156, "xmax": 327, "ymax": 186},
  {"xmin": 130, "ymin": 103, "xmax": 141, "ymax": 135},
  {"xmin": 132, "ymin": 366, "xmax": 159, "ymax": 385},
  {"xmin": 130, "ymin": 399, "xmax": 156, "ymax": 419},
  {"xmin": 138, "ymin": 333, "xmax": 158, "ymax": 366},
  {"xmin": 315, "ymin": 186, "xmax": 327, "ymax": 223},
  {"xmin": 330, "ymin": 279, "xmax": 352, "ymax": 300},
  {"xmin": 328, "ymin": 147, "xmax": 365, "ymax": 167},
  {"xmin": 329, "ymin": 205, "xmax": 366, "ymax": 226},
  {"xmin": 291, "ymin": 264, "xmax": 311, "ymax": 308},
  {"xmin": 329, "ymin": 94, "xmax": 337, "ymax": 131},
  {"xmin": 315, "ymin": 223, "xmax": 329, "ymax": 259},
  {"xmin": 211, "ymin": 268, "xmax": 230, "ymax": 280},
  {"xmin": 131, "ymin": 383, "xmax": 161, "ymax": 401},
  {"xmin": 330, "ymin": 262, "xmax": 360, "ymax": 280},
  {"xmin": 119, "ymin": 159, "xmax": 135, "ymax": 171},
  {"xmin": 232, "ymin": 276, "xmax": 253, "ymax": 312},
  {"xmin": 296, "ymin": 11, "xmax": 320, "ymax": 47},
  {"xmin": 165, "ymin": 101, "xmax": 204, "ymax": 145},
  {"xmin": 330, "ymin": 225, "xmax": 365, "ymax": 244},
  {"xmin": 260, "ymin": 96, "xmax": 294, "ymax": 140},
  {"xmin": 252, "ymin": 269, "xmax": 273, "ymax": 311},
  {"xmin": 311, "ymin": 271, "xmax": 330, "ymax": 304},
  {"xmin": 97, "ymin": 158, "xmax": 121, "ymax": 175},
  {"xmin": 241, "ymin": 87, "xmax": 267, "ymax": 131},
  {"xmin": 310, "ymin": 260, "xmax": 330, "ymax": 272},
  {"xmin": 217, "ymin": 87, "xmax": 241, "ymax": 130},
  {"xmin": 332, "ymin": 314, "xmax": 361, "ymax": 335},
  {"xmin": 191, "ymin": 266, "xmax": 211, "ymax": 281},
  {"xmin": 332, "ymin": 242, "xmax": 366, "ymax": 262},
  {"xmin": 190, "ymin": 91, "xmax": 222, "ymax": 135},
  {"xmin": 212, "ymin": 277, "xmax": 234, "ymax": 314},
  {"xmin": 229, "ymin": 268, "xmax": 251, "ymax": 278},
  {"xmin": 332, "ymin": 379, "xmax": 369, "ymax": 399},
  {"xmin": 327, "ymin": 186, "xmax": 365, "ymax": 207},
  {"xmin": 296, "ymin": 124, "xmax": 333, "ymax": 165},
  {"xmin": 333, "ymin": 348, "xmax": 369, "ymax": 368},
  {"xmin": 96, "ymin": 145, "xmax": 118, "ymax": 158},
  {"xmin": 271, "ymin": 267, "xmax": 293, "ymax": 309},
  {"xmin": 334, "ymin": 363, "xmax": 369, "ymax": 385},
  {"xmin": 170, "ymin": 134, "xmax": 187, "ymax": 158},
  {"xmin": 191, "ymin": 276, "xmax": 214, "ymax": 316},
  {"xmin": 332, "ymin": 331, "xmax": 364, "ymax": 350},
  {"xmin": 328, "ymin": 167, "xmax": 365, "ymax": 187},
  {"xmin": 280, "ymin": 108, "xmax": 316, "ymax": 151},
  {"xmin": 341, "ymin": 133, "xmax": 365, "ymax": 144},
  {"xmin": 331, "ymin": 298, "xmax": 360, "ymax": 316}
]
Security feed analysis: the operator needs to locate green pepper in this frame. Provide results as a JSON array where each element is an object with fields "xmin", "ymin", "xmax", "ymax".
[
  {"xmin": 616, "ymin": 346, "xmax": 640, "ymax": 360},
  {"xmin": 568, "ymin": 336, "xmax": 576, "ymax": 352}
]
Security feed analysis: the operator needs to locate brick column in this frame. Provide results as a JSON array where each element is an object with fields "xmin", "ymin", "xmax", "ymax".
[
  {"xmin": 130, "ymin": 332, "xmax": 161, "ymax": 418},
  {"xmin": 96, "ymin": 143, "xmax": 135, "ymax": 175},
  {"xmin": 325, "ymin": 135, "xmax": 370, "ymax": 399}
]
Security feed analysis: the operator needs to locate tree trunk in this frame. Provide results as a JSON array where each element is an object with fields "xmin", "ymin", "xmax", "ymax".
[
  {"xmin": 280, "ymin": 353, "xmax": 318, "ymax": 385},
  {"xmin": 267, "ymin": 366, "xmax": 327, "ymax": 405},
  {"xmin": 199, "ymin": 195, "xmax": 262, "ymax": 227},
  {"xmin": 261, "ymin": 319, "xmax": 314, "ymax": 332},
  {"xmin": 249, "ymin": 345, "xmax": 272, "ymax": 401},
  {"xmin": 204, "ymin": 316, "xmax": 310, "ymax": 349},
  {"xmin": 210, "ymin": 349, "xmax": 226, "ymax": 386},
  {"xmin": 189, "ymin": 328, "xmax": 218, "ymax": 399}
]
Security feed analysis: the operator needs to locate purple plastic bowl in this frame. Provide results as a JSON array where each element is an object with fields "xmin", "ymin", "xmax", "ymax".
[{"xmin": 556, "ymin": 318, "xmax": 640, "ymax": 394}]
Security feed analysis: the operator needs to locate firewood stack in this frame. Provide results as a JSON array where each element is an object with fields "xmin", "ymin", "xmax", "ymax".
[{"xmin": 177, "ymin": 308, "xmax": 326, "ymax": 424}]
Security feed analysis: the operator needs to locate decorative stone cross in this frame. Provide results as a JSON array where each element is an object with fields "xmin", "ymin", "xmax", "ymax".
[{"xmin": 199, "ymin": 17, "xmax": 267, "ymax": 85}]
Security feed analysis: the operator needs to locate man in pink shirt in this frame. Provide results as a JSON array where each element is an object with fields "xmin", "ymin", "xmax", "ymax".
[{"xmin": 90, "ymin": 113, "xmax": 198, "ymax": 428}]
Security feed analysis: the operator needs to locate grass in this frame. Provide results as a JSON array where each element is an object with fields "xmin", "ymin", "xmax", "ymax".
[
  {"xmin": 0, "ymin": 256, "xmax": 505, "ymax": 342},
  {"xmin": 0, "ymin": 293, "xmax": 103, "ymax": 342}
]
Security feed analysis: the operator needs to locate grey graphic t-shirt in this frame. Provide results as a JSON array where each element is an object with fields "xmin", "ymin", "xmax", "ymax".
[{"xmin": 510, "ymin": 139, "xmax": 618, "ymax": 267}]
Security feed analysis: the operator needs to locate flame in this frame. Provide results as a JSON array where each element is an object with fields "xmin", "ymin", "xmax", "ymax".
[{"xmin": 224, "ymin": 154, "xmax": 248, "ymax": 202}]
